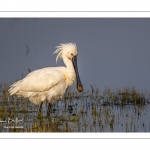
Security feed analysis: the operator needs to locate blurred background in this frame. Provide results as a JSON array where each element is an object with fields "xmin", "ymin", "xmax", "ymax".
[{"xmin": 0, "ymin": 18, "xmax": 150, "ymax": 91}]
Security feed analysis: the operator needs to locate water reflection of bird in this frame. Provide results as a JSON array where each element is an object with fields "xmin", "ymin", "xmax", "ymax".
[{"xmin": 9, "ymin": 43, "xmax": 83, "ymax": 115}]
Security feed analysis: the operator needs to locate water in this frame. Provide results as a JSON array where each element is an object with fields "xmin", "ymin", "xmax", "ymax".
[
  {"xmin": 0, "ymin": 85, "xmax": 150, "ymax": 132},
  {"xmin": 48, "ymin": 96, "xmax": 150, "ymax": 132}
]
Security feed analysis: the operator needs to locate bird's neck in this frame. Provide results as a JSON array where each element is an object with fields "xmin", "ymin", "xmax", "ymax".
[
  {"xmin": 63, "ymin": 57, "xmax": 76, "ymax": 85},
  {"xmin": 63, "ymin": 57, "xmax": 75, "ymax": 73}
]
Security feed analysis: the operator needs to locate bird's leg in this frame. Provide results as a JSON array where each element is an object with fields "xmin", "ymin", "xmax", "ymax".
[
  {"xmin": 47, "ymin": 103, "xmax": 52, "ymax": 116},
  {"xmin": 38, "ymin": 101, "xmax": 43, "ymax": 115}
]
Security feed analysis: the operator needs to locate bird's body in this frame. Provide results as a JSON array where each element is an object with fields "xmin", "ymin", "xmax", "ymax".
[
  {"xmin": 9, "ymin": 43, "xmax": 83, "ymax": 113},
  {"xmin": 9, "ymin": 66, "xmax": 76, "ymax": 105}
]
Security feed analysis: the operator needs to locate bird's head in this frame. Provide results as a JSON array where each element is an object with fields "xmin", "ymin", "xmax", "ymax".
[
  {"xmin": 54, "ymin": 43, "xmax": 77, "ymax": 61},
  {"xmin": 54, "ymin": 43, "xmax": 83, "ymax": 92}
]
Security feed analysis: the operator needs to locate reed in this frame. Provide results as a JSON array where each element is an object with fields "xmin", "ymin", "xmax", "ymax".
[{"xmin": 0, "ymin": 83, "xmax": 150, "ymax": 132}]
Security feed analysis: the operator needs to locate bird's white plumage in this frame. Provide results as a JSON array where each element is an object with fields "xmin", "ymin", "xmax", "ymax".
[{"xmin": 9, "ymin": 43, "xmax": 79, "ymax": 105}]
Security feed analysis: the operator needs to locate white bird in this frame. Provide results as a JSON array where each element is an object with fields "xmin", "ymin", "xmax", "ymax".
[{"xmin": 8, "ymin": 43, "xmax": 83, "ymax": 115}]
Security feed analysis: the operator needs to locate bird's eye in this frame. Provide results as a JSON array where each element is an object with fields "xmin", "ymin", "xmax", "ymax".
[{"xmin": 71, "ymin": 53, "xmax": 74, "ymax": 56}]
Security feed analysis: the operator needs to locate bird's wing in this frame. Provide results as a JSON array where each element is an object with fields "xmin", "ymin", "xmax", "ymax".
[{"xmin": 19, "ymin": 68, "xmax": 65, "ymax": 92}]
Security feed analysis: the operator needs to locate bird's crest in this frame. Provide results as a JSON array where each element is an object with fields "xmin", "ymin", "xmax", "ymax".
[{"xmin": 53, "ymin": 43, "xmax": 77, "ymax": 63}]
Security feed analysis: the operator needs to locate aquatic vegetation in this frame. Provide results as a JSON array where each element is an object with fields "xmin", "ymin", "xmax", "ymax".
[{"xmin": 0, "ymin": 83, "xmax": 150, "ymax": 132}]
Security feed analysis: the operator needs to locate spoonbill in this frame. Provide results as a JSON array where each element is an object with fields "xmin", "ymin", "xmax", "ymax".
[{"xmin": 9, "ymin": 43, "xmax": 83, "ymax": 115}]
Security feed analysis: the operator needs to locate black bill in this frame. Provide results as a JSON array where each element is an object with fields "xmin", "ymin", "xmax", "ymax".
[{"xmin": 72, "ymin": 56, "xmax": 83, "ymax": 92}]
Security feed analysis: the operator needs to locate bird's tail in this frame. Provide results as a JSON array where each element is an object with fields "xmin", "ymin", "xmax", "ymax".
[{"xmin": 8, "ymin": 80, "xmax": 22, "ymax": 96}]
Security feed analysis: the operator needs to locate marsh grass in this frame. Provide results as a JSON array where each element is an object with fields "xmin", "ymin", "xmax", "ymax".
[{"xmin": 0, "ymin": 84, "xmax": 150, "ymax": 132}]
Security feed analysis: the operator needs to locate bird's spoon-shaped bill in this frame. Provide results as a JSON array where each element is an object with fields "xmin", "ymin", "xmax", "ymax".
[{"xmin": 72, "ymin": 56, "xmax": 83, "ymax": 92}]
